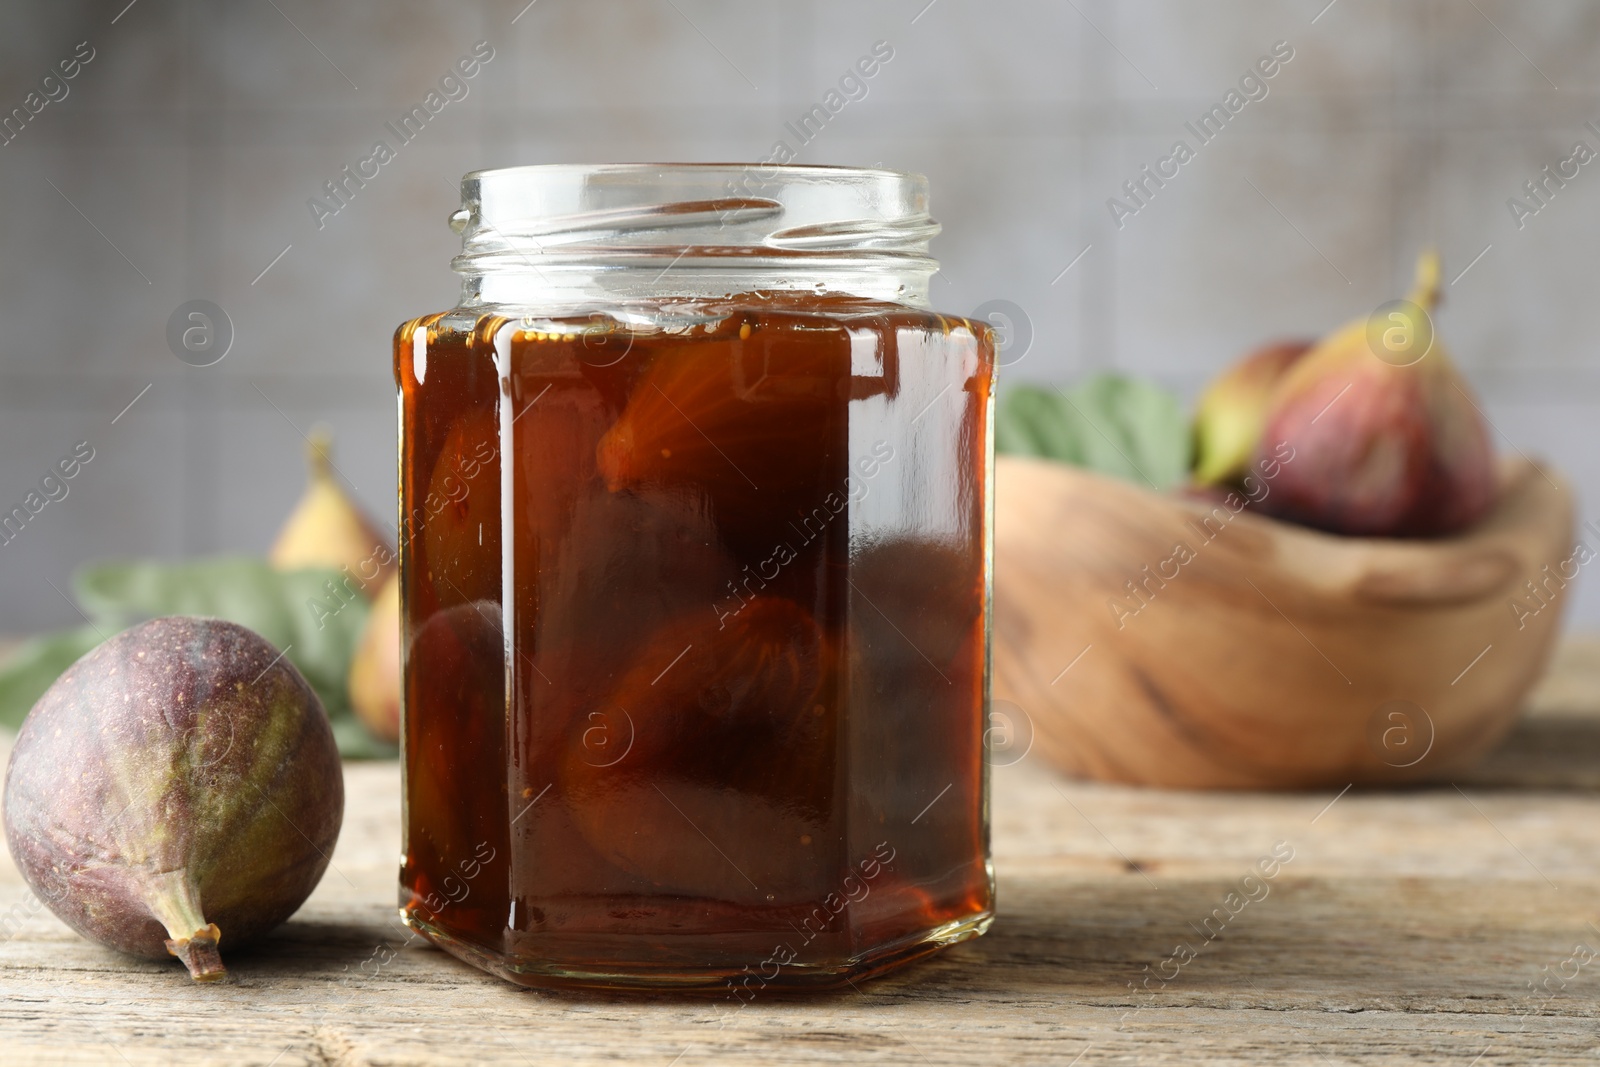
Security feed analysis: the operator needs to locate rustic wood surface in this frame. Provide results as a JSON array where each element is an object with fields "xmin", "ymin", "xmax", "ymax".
[{"xmin": 4, "ymin": 639, "xmax": 1600, "ymax": 1065}]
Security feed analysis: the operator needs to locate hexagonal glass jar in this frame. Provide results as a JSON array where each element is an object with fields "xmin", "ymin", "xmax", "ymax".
[{"xmin": 395, "ymin": 164, "xmax": 994, "ymax": 993}]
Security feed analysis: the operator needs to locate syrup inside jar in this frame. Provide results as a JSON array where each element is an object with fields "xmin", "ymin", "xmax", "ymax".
[{"xmin": 396, "ymin": 165, "xmax": 995, "ymax": 992}]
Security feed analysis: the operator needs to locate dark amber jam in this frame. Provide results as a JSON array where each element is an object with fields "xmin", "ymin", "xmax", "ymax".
[{"xmin": 397, "ymin": 293, "xmax": 994, "ymax": 991}]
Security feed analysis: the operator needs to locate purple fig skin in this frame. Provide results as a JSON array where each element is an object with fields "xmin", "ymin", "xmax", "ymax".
[
  {"xmin": 1252, "ymin": 256, "xmax": 1497, "ymax": 538},
  {"xmin": 2, "ymin": 616, "xmax": 343, "ymax": 981},
  {"xmin": 1255, "ymin": 350, "xmax": 1496, "ymax": 537}
]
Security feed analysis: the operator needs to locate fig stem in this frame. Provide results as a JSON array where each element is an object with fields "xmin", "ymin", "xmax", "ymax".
[
  {"xmin": 307, "ymin": 427, "xmax": 334, "ymax": 480},
  {"xmin": 146, "ymin": 870, "xmax": 228, "ymax": 982},
  {"xmin": 165, "ymin": 923, "xmax": 228, "ymax": 982},
  {"xmin": 1411, "ymin": 248, "xmax": 1442, "ymax": 312}
]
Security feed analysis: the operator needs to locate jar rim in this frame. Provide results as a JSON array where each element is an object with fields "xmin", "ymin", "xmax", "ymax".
[{"xmin": 461, "ymin": 161, "xmax": 928, "ymax": 183}]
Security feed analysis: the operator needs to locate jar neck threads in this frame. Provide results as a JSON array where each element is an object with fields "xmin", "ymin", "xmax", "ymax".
[{"xmin": 449, "ymin": 164, "xmax": 940, "ymax": 307}]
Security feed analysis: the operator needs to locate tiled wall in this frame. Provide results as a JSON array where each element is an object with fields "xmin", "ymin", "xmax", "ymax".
[{"xmin": 2, "ymin": 0, "xmax": 1598, "ymax": 630}]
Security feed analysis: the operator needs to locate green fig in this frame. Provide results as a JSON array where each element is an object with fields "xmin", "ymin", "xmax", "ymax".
[
  {"xmin": 2, "ymin": 616, "xmax": 343, "ymax": 982},
  {"xmin": 1253, "ymin": 251, "xmax": 1496, "ymax": 537},
  {"xmin": 270, "ymin": 428, "xmax": 395, "ymax": 590},
  {"xmin": 349, "ymin": 573, "xmax": 401, "ymax": 744},
  {"xmin": 1192, "ymin": 339, "xmax": 1312, "ymax": 486}
]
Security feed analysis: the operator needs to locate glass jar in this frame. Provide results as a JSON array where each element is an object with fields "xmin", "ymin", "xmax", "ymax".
[{"xmin": 395, "ymin": 163, "xmax": 994, "ymax": 992}]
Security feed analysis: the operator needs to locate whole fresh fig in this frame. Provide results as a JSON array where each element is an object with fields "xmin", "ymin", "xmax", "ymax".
[
  {"xmin": 1192, "ymin": 338, "xmax": 1312, "ymax": 487},
  {"xmin": 3, "ymin": 616, "xmax": 343, "ymax": 981},
  {"xmin": 270, "ymin": 429, "xmax": 395, "ymax": 586},
  {"xmin": 1253, "ymin": 251, "xmax": 1496, "ymax": 537},
  {"xmin": 349, "ymin": 573, "xmax": 401, "ymax": 744}
]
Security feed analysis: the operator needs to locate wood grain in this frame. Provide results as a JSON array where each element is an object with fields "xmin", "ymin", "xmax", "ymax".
[{"xmin": 2, "ymin": 640, "xmax": 1600, "ymax": 1064}]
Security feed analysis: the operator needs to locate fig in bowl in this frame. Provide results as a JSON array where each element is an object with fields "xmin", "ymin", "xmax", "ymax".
[{"xmin": 995, "ymin": 251, "xmax": 1573, "ymax": 788}]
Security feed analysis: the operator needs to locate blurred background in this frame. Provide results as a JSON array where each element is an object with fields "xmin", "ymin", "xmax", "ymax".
[{"xmin": 2, "ymin": 0, "xmax": 1598, "ymax": 630}]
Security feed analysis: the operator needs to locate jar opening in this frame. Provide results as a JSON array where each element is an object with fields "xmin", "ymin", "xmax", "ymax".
[{"xmin": 451, "ymin": 163, "xmax": 941, "ymax": 306}]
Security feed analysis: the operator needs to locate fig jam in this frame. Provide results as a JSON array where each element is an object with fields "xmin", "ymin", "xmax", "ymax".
[{"xmin": 397, "ymin": 165, "xmax": 994, "ymax": 992}]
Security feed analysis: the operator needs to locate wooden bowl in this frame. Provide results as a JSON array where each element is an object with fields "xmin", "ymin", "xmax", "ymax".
[{"xmin": 993, "ymin": 456, "xmax": 1575, "ymax": 789}]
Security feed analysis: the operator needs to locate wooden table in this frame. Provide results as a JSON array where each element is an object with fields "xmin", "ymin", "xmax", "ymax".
[{"xmin": 4, "ymin": 639, "xmax": 1600, "ymax": 1066}]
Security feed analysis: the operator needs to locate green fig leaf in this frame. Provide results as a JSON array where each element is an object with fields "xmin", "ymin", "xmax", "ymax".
[
  {"xmin": 0, "ymin": 626, "xmax": 106, "ymax": 732},
  {"xmin": 994, "ymin": 384, "xmax": 1088, "ymax": 464},
  {"xmin": 61, "ymin": 556, "xmax": 383, "ymax": 758},
  {"xmin": 331, "ymin": 716, "xmax": 400, "ymax": 760},
  {"xmin": 995, "ymin": 375, "xmax": 1191, "ymax": 490}
]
